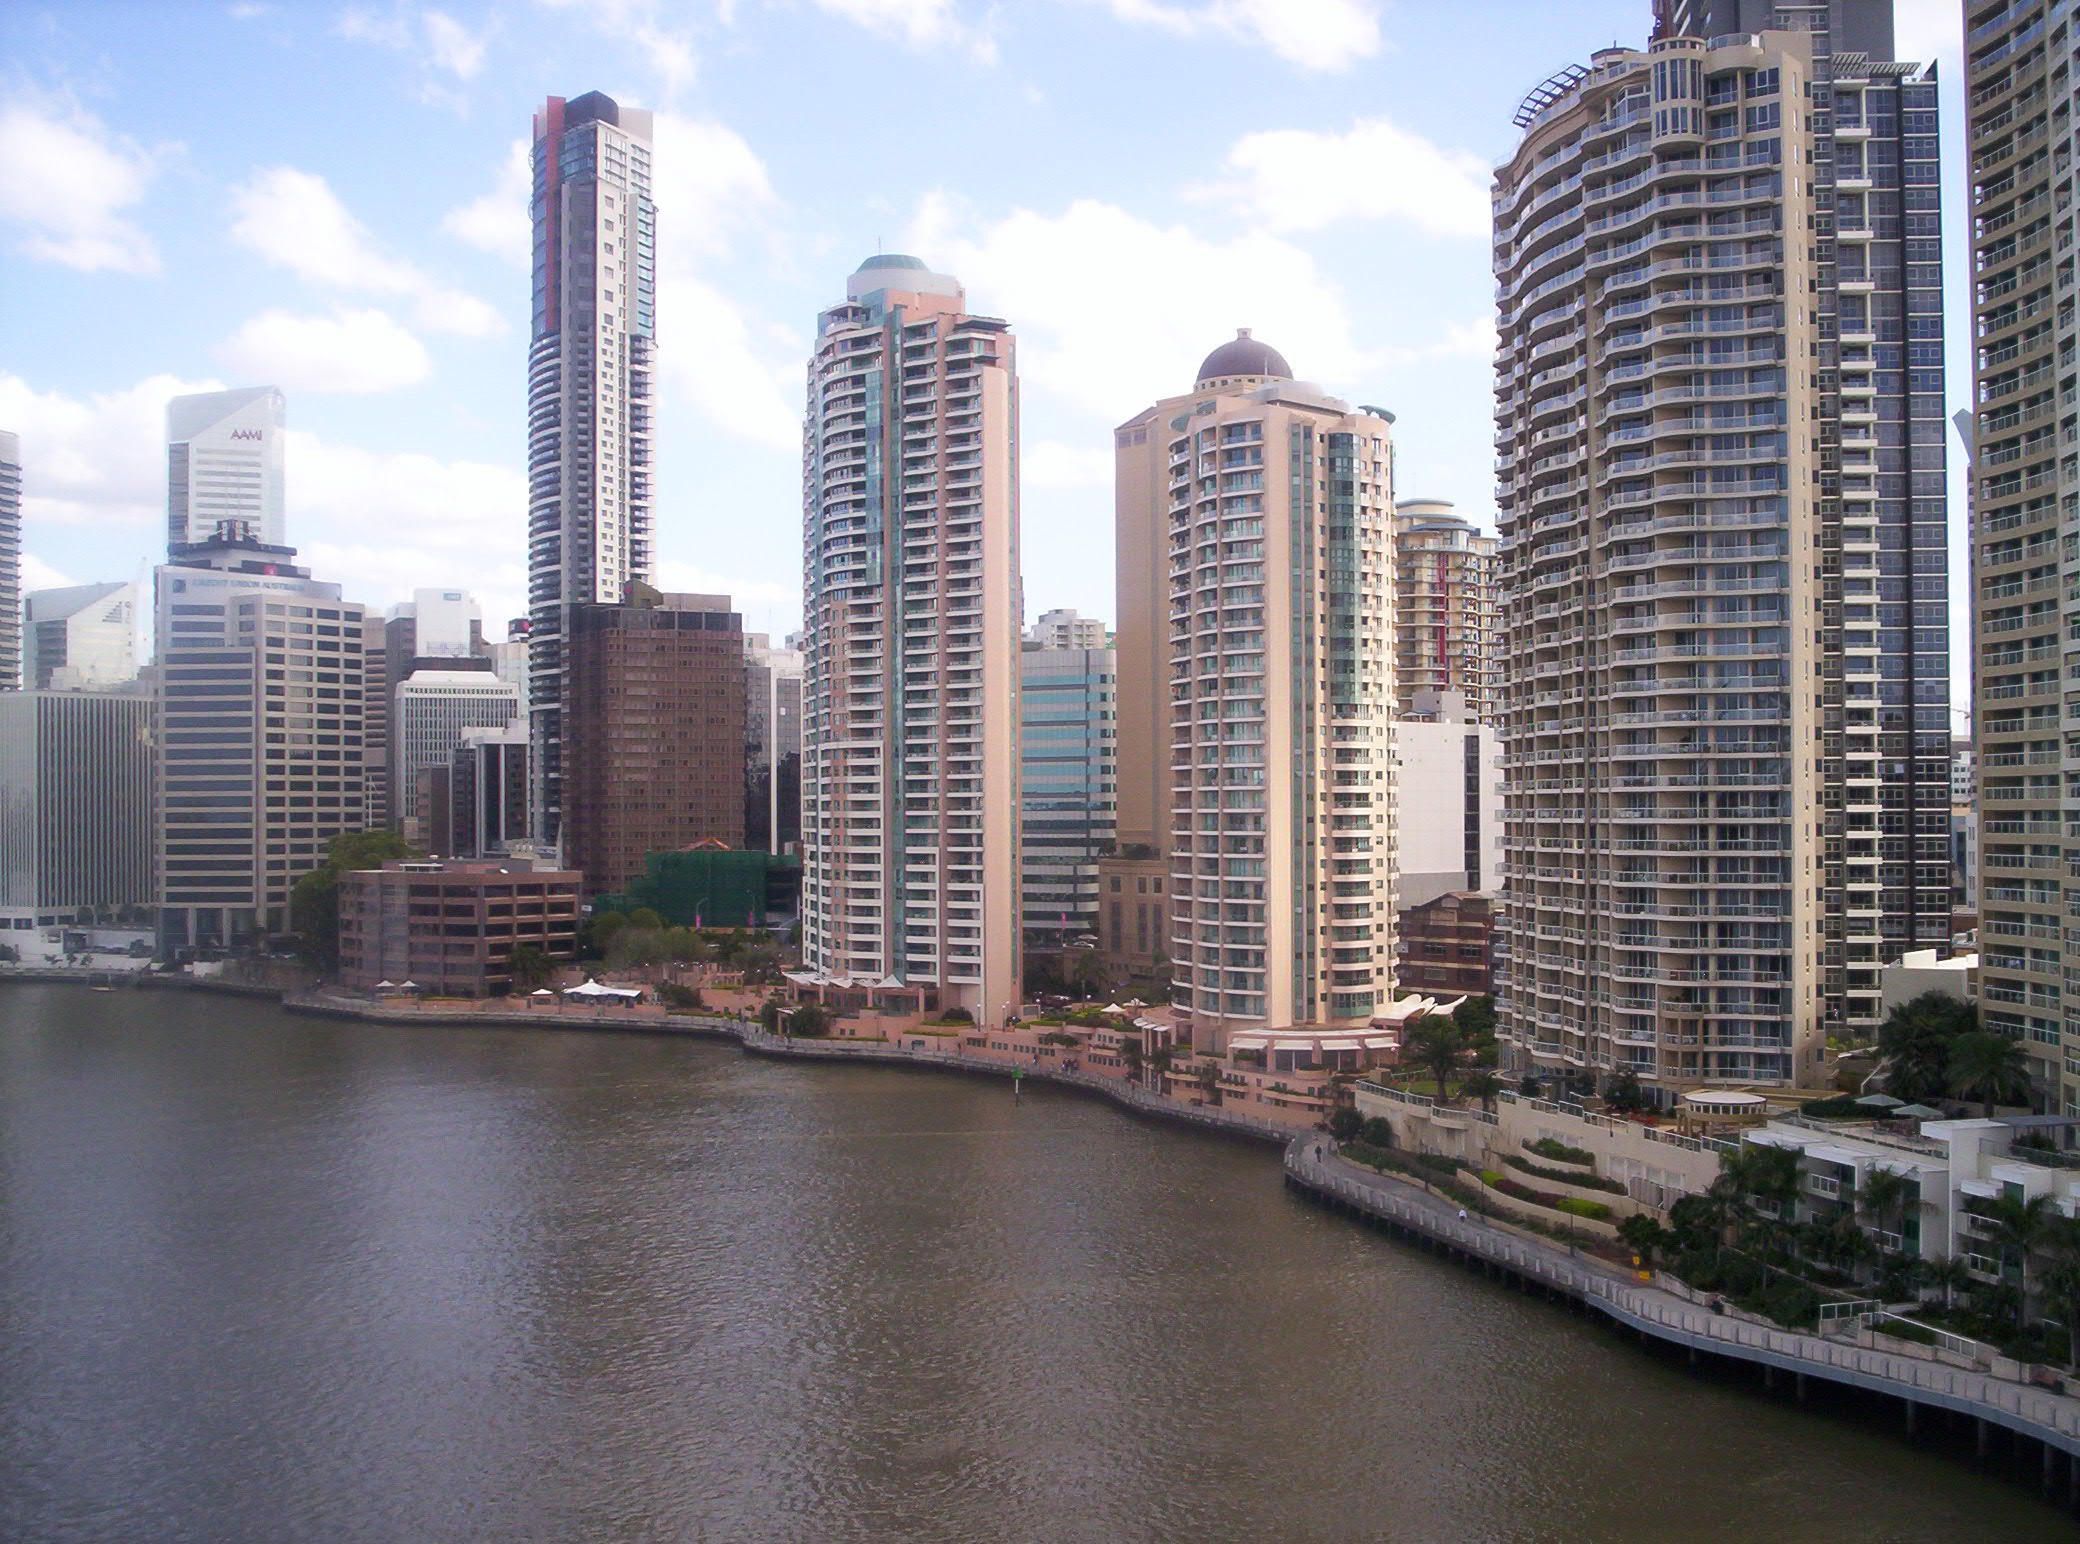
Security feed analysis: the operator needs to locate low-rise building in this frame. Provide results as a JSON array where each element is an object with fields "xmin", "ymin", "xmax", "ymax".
[
  {"xmin": 1879, "ymin": 948, "xmax": 1978, "ymax": 1018},
  {"xmin": 1397, "ymin": 891, "xmax": 1495, "ymax": 999},
  {"xmin": 337, "ymin": 858, "xmax": 580, "ymax": 997}
]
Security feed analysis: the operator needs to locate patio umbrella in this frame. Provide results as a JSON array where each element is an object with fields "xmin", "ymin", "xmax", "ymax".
[
  {"xmin": 1892, "ymin": 1103, "xmax": 1943, "ymax": 1119},
  {"xmin": 530, "ymin": 988, "xmax": 555, "ymax": 997},
  {"xmin": 398, "ymin": 980, "xmax": 420, "ymax": 991},
  {"xmin": 1101, "ymin": 1003, "xmax": 1128, "ymax": 1015},
  {"xmin": 1855, "ymin": 1093, "xmax": 1904, "ymax": 1109},
  {"xmin": 375, "ymin": 980, "xmax": 396, "ymax": 990},
  {"xmin": 1121, "ymin": 998, "xmax": 1148, "ymax": 1008}
]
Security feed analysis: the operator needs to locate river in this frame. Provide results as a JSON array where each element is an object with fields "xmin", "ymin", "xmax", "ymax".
[{"xmin": 0, "ymin": 985, "xmax": 2065, "ymax": 1542}]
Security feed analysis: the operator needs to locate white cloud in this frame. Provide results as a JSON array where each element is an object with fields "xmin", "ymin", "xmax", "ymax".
[
  {"xmin": 229, "ymin": 166, "xmax": 504, "ymax": 336},
  {"xmin": 532, "ymin": 0, "xmax": 698, "ymax": 93},
  {"xmin": 443, "ymin": 138, "xmax": 533, "ymax": 264},
  {"xmin": 1087, "ymin": 0, "xmax": 1381, "ymax": 73},
  {"xmin": 908, "ymin": 191, "xmax": 1376, "ymax": 418},
  {"xmin": 338, "ymin": 4, "xmax": 492, "ymax": 104},
  {"xmin": 812, "ymin": 0, "xmax": 997, "ymax": 61},
  {"xmin": 0, "ymin": 94, "xmax": 168, "ymax": 274},
  {"xmin": 655, "ymin": 559, "xmax": 795, "ymax": 613},
  {"xmin": 21, "ymin": 552, "xmax": 78, "ymax": 592},
  {"xmin": 656, "ymin": 274, "xmax": 803, "ymax": 449},
  {"xmin": 0, "ymin": 371, "xmax": 221, "ymax": 530},
  {"xmin": 287, "ymin": 430, "xmax": 529, "ymax": 620},
  {"xmin": 1194, "ymin": 117, "xmax": 1491, "ymax": 238},
  {"xmin": 1024, "ymin": 440, "xmax": 1113, "ymax": 488},
  {"xmin": 652, "ymin": 113, "xmax": 782, "ymax": 257},
  {"xmin": 216, "ymin": 308, "xmax": 433, "ymax": 394}
]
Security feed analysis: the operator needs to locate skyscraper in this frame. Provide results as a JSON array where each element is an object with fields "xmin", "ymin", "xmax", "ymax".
[
  {"xmin": 744, "ymin": 631, "xmax": 803, "ymax": 853},
  {"xmin": 527, "ymin": 91, "xmax": 656, "ymax": 849},
  {"xmin": 562, "ymin": 590, "xmax": 746, "ymax": 896},
  {"xmin": 153, "ymin": 528, "xmax": 367, "ymax": 952},
  {"xmin": 1965, "ymin": 0, "xmax": 2078, "ymax": 1111},
  {"xmin": 1492, "ymin": 10, "xmax": 1949, "ymax": 1097},
  {"xmin": 1021, "ymin": 633, "xmax": 1116, "ymax": 945},
  {"xmin": 24, "ymin": 582, "xmax": 138, "ymax": 691},
  {"xmin": 0, "ymin": 688, "xmax": 154, "ymax": 922},
  {"xmin": 1391, "ymin": 499, "xmax": 1497, "ymax": 719},
  {"xmin": 166, "ymin": 387, "xmax": 285, "ymax": 550},
  {"xmin": 0, "ymin": 430, "xmax": 20, "ymax": 692},
  {"xmin": 798, "ymin": 255, "xmax": 1023, "ymax": 1023},
  {"xmin": 393, "ymin": 669, "xmax": 521, "ymax": 846},
  {"xmin": 1113, "ymin": 335, "xmax": 1399, "ymax": 1048}
]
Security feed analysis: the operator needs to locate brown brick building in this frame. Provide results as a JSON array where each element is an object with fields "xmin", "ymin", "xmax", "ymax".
[
  {"xmin": 338, "ymin": 859, "xmax": 581, "ymax": 996},
  {"xmin": 563, "ymin": 590, "xmax": 746, "ymax": 894},
  {"xmin": 1395, "ymin": 891, "xmax": 1494, "ymax": 1000}
]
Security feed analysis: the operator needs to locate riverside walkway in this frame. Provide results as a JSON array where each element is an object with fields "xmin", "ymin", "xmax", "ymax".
[{"xmin": 1285, "ymin": 1141, "xmax": 2080, "ymax": 1479}]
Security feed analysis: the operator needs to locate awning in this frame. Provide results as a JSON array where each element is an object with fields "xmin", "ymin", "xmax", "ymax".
[
  {"xmin": 1318, "ymin": 1038, "xmax": 1364, "ymax": 1052},
  {"xmin": 1362, "ymin": 1035, "xmax": 1399, "ymax": 1049},
  {"xmin": 1228, "ymin": 1036, "xmax": 1270, "ymax": 1051}
]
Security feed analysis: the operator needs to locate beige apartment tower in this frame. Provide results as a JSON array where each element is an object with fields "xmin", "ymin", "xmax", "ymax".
[
  {"xmin": 1494, "ymin": 18, "xmax": 1951, "ymax": 1096},
  {"xmin": 798, "ymin": 256, "xmax": 1022, "ymax": 1024},
  {"xmin": 1965, "ymin": 0, "xmax": 2080, "ymax": 1114},
  {"xmin": 1392, "ymin": 498, "xmax": 1498, "ymax": 719},
  {"xmin": 1114, "ymin": 334, "xmax": 1398, "ymax": 1049}
]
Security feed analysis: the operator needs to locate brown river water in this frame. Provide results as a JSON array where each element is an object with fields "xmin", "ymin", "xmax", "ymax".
[{"xmin": 0, "ymin": 985, "xmax": 2066, "ymax": 1542}]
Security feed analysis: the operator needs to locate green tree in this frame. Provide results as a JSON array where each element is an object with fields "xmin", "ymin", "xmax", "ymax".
[
  {"xmin": 789, "ymin": 1002, "xmax": 833, "ymax": 1037},
  {"xmin": 1401, "ymin": 1016, "xmax": 1468, "ymax": 1103},
  {"xmin": 1451, "ymin": 995, "xmax": 1496, "ymax": 1040},
  {"xmin": 290, "ymin": 828, "xmax": 419, "ymax": 968},
  {"xmin": 625, "ymin": 907, "xmax": 665, "ymax": 933},
  {"xmin": 1946, "ymin": 1030, "xmax": 2033, "ymax": 1118},
  {"xmin": 1328, "ymin": 1107, "xmax": 1362, "ymax": 1142},
  {"xmin": 1858, "ymin": 1166, "xmax": 1912, "ymax": 1244},
  {"xmin": 1605, "ymin": 1068, "xmax": 1645, "ymax": 1113},
  {"xmin": 1617, "ymin": 1213, "xmax": 1670, "ymax": 1271},
  {"xmin": 1461, "ymin": 1068, "xmax": 1504, "ymax": 1113},
  {"xmin": 1876, "ymin": 990, "xmax": 1977, "ymax": 1103},
  {"xmin": 506, "ymin": 943, "xmax": 554, "ymax": 991},
  {"xmin": 585, "ymin": 911, "xmax": 629, "ymax": 959}
]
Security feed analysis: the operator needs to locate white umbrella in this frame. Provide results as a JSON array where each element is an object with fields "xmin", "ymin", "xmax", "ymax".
[
  {"xmin": 398, "ymin": 980, "xmax": 420, "ymax": 991},
  {"xmin": 1102, "ymin": 1003, "xmax": 1128, "ymax": 1015},
  {"xmin": 374, "ymin": 980, "xmax": 397, "ymax": 990},
  {"xmin": 1855, "ymin": 1093, "xmax": 1904, "ymax": 1109},
  {"xmin": 530, "ymin": 988, "xmax": 555, "ymax": 997}
]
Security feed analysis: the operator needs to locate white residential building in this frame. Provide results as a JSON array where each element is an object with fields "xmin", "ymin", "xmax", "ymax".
[
  {"xmin": 394, "ymin": 670, "xmax": 523, "ymax": 847},
  {"xmin": 799, "ymin": 254, "xmax": 1023, "ymax": 1023}
]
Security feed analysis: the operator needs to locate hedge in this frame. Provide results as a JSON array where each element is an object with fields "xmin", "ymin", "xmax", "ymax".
[
  {"xmin": 1506, "ymin": 1154, "xmax": 1626, "ymax": 1194},
  {"xmin": 1525, "ymin": 1137, "xmax": 1596, "ymax": 1166},
  {"xmin": 1556, "ymin": 1197, "xmax": 1613, "ymax": 1221}
]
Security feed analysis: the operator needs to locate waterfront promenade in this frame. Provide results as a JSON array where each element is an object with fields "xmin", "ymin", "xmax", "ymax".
[{"xmin": 1285, "ymin": 1142, "xmax": 2080, "ymax": 1480}]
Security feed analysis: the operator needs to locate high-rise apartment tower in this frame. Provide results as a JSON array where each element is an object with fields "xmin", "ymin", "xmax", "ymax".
[
  {"xmin": 1114, "ymin": 335, "xmax": 1398, "ymax": 1048},
  {"xmin": 1965, "ymin": 0, "xmax": 2080, "ymax": 1112},
  {"xmin": 1494, "ymin": 12, "xmax": 1949, "ymax": 1095},
  {"xmin": 1392, "ymin": 498, "xmax": 1498, "ymax": 719},
  {"xmin": 799, "ymin": 255, "xmax": 1023, "ymax": 1023},
  {"xmin": 527, "ymin": 91, "xmax": 656, "ymax": 849}
]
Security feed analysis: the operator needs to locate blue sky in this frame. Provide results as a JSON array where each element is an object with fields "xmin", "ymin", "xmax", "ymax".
[{"xmin": 0, "ymin": 0, "xmax": 1971, "ymax": 682}]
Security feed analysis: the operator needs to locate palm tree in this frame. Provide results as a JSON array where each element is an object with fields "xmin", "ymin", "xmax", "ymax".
[
  {"xmin": 1876, "ymin": 990, "xmax": 1977, "ymax": 1102},
  {"xmin": 1946, "ymin": 1030, "xmax": 2034, "ymax": 1118},
  {"xmin": 1975, "ymin": 1192, "xmax": 2057, "ymax": 1332},
  {"xmin": 1922, "ymin": 1254, "xmax": 1973, "ymax": 1313},
  {"xmin": 1400, "ymin": 1017, "xmax": 1468, "ymax": 1103},
  {"xmin": 2038, "ymin": 1219, "xmax": 2080, "ymax": 1373}
]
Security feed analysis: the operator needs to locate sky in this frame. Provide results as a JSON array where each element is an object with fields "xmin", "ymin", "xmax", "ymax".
[{"xmin": 0, "ymin": 0, "xmax": 1974, "ymax": 688}]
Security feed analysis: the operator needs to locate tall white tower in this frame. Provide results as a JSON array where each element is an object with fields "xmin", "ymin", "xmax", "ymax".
[
  {"xmin": 527, "ymin": 90, "xmax": 656, "ymax": 847},
  {"xmin": 799, "ymin": 255, "xmax": 1023, "ymax": 1024},
  {"xmin": 166, "ymin": 386, "xmax": 285, "ymax": 550}
]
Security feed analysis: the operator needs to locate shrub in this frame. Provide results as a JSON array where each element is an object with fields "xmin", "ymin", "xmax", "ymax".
[
  {"xmin": 1507, "ymin": 1155, "xmax": 1626, "ymax": 1194},
  {"xmin": 1556, "ymin": 1197, "xmax": 1613, "ymax": 1221},
  {"xmin": 1526, "ymin": 1137, "xmax": 1596, "ymax": 1166},
  {"xmin": 1360, "ymin": 1117, "xmax": 1395, "ymax": 1148},
  {"xmin": 1329, "ymin": 1108, "xmax": 1362, "ymax": 1141},
  {"xmin": 658, "ymin": 982, "xmax": 703, "ymax": 1011},
  {"xmin": 1478, "ymin": 1168, "xmax": 1505, "ymax": 1187},
  {"xmin": 936, "ymin": 1006, "xmax": 974, "ymax": 1025}
]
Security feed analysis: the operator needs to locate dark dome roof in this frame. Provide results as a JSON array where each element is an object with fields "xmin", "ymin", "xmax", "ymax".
[
  {"xmin": 854, "ymin": 253, "xmax": 930, "ymax": 274},
  {"xmin": 1196, "ymin": 329, "xmax": 1292, "ymax": 385}
]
